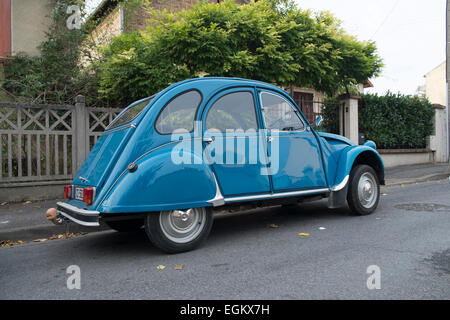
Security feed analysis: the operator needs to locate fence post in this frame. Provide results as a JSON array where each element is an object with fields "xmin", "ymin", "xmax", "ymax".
[
  {"xmin": 338, "ymin": 94, "xmax": 361, "ymax": 145},
  {"xmin": 74, "ymin": 95, "xmax": 87, "ymax": 174}
]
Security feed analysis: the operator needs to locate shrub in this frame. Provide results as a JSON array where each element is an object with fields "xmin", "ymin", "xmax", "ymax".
[{"xmin": 359, "ymin": 92, "xmax": 434, "ymax": 149}]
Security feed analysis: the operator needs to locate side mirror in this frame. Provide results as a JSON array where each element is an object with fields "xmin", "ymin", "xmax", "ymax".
[{"xmin": 315, "ymin": 115, "xmax": 323, "ymax": 127}]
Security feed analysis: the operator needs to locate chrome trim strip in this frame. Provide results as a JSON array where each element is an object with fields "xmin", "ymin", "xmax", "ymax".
[
  {"xmin": 224, "ymin": 188, "xmax": 329, "ymax": 203},
  {"xmin": 57, "ymin": 210, "xmax": 100, "ymax": 227},
  {"xmin": 330, "ymin": 175, "xmax": 349, "ymax": 192},
  {"xmin": 57, "ymin": 202, "xmax": 100, "ymax": 216},
  {"xmin": 207, "ymin": 174, "xmax": 225, "ymax": 207},
  {"xmin": 103, "ymin": 123, "xmax": 136, "ymax": 135}
]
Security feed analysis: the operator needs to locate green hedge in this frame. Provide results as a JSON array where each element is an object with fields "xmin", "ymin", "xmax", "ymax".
[{"xmin": 359, "ymin": 92, "xmax": 434, "ymax": 149}]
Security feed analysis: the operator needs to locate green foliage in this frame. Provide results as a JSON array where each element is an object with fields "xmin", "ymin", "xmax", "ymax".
[
  {"xmin": 319, "ymin": 98, "xmax": 340, "ymax": 134},
  {"xmin": 1, "ymin": 0, "xmax": 383, "ymax": 108},
  {"xmin": 98, "ymin": 0, "xmax": 382, "ymax": 106},
  {"xmin": 97, "ymin": 33, "xmax": 190, "ymax": 105},
  {"xmin": 0, "ymin": 0, "xmax": 100, "ymax": 104},
  {"xmin": 359, "ymin": 92, "xmax": 435, "ymax": 149}
]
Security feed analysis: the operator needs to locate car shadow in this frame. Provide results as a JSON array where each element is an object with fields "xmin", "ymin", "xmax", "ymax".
[{"xmin": 77, "ymin": 199, "xmax": 352, "ymax": 257}]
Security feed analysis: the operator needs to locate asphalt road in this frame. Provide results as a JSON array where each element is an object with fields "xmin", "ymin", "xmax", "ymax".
[{"xmin": 1, "ymin": 180, "xmax": 449, "ymax": 299}]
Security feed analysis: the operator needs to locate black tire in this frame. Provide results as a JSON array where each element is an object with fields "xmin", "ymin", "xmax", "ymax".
[
  {"xmin": 105, "ymin": 219, "xmax": 144, "ymax": 232},
  {"xmin": 347, "ymin": 164, "xmax": 380, "ymax": 215},
  {"xmin": 144, "ymin": 207, "xmax": 213, "ymax": 254}
]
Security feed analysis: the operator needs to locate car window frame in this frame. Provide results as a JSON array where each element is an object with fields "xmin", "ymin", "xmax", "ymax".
[
  {"xmin": 154, "ymin": 89, "xmax": 203, "ymax": 136},
  {"xmin": 106, "ymin": 96, "xmax": 155, "ymax": 131},
  {"xmin": 204, "ymin": 89, "xmax": 260, "ymax": 133},
  {"xmin": 259, "ymin": 90, "xmax": 307, "ymax": 133}
]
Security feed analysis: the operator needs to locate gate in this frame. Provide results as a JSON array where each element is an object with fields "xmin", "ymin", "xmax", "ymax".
[{"xmin": 291, "ymin": 94, "xmax": 342, "ymax": 133}]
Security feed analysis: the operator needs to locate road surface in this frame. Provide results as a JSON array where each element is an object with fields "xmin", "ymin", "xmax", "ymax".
[{"xmin": 1, "ymin": 180, "xmax": 449, "ymax": 299}]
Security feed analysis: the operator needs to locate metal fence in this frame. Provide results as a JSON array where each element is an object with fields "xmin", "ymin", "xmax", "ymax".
[{"xmin": 0, "ymin": 96, "xmax": 122, "ymax": 184}]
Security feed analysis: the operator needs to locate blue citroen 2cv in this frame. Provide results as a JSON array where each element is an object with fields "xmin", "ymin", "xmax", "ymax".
[{"xmin": 50, "ymin": 77, "xmax": 384, "ymax": 253}]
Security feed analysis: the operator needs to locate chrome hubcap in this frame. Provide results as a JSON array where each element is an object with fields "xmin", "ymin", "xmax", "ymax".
[
  {"xmin": 159, "ymin": 208, "xmax": 206, "ymax": 244},
  {"xmin": 357, "ymin": 172, "xmax": 378, "ymax": 209}
]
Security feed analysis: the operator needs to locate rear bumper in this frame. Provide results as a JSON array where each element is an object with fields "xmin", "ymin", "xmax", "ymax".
[{"xmin": 56, "ymin": 202, "xmax": 100, "ymax": 227}]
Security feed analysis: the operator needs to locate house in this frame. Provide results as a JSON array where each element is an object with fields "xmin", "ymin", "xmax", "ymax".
[
  {"xmin": 0, "ymin": 0, "xmax": 53, "ymax": 58},
  {"xmin": 0, "ymin": 0, "xmax": 53, "ymax": 100},
  {"xmin": 425, "ymin": 61, "xmax": 446, "ymax": 106},
  {"xmin": 424, "ymin": 61, "xmax": 449, "ymax": 162},
  {"xmin": 86, "ymin": 0, "xmax": 251, "ymax": 50}
]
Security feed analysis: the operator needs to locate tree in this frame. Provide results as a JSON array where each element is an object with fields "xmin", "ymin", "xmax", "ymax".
[{"xmin": 98, "ymin": 0, "xmax": 382, "ymax": 106}]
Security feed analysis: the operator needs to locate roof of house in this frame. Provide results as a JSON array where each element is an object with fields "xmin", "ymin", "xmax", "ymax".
[
  {"xmin": 424, "ymin": 61, "xmax": 446, "ymax": 78},
  {"xmin": 88, "ymin": 0, "xmax": 121, "ymax": 25}
]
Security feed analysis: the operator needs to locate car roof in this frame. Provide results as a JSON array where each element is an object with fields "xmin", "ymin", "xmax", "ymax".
[{"xmin": 166, "ymin": 77, "xmax": 285, "ymax": 93}]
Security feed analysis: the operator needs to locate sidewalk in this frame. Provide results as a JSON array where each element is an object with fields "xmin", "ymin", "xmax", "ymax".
[
  {"xmin": 384, "ymin": 163, "xmax": 450, "ymax": 187},
  {"xmin": 1, "ymin": 163, "xmax": 449, "ymax": 242}
]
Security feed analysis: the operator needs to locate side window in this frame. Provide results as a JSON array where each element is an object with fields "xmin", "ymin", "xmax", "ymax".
[
  {"xmin": 155, "ymin": 90, "xmax": 202, "ymax": 134},
  {"xmin": 260, "ymin": 92, "xmax": 305, "ymax": 132},
  {"xmin": 206, "ymin": 91, "xmax": 258, "ymax": 132}
]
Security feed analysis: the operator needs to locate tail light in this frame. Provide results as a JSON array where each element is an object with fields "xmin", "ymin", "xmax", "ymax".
[
  {"xmin": 83, "ymin": 187, "xmax": 96, "ymax": 205},
  {"xmin": 64, "ymin": 185, "xmax": 73, "ymax": 199}
]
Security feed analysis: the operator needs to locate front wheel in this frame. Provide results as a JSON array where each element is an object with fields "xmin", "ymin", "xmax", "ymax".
[
  {"xmin": 144, "ymin": 207, "xmax": 213, "ymax": 253},
  {"xmin": 347, "ymin": 165, "xmax": 380, "ymax": 215}
]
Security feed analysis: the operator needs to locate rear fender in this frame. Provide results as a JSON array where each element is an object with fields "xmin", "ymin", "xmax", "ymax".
[{"xmin": 97, "ymin": 142, "xmax": 220, "ymax": 213}]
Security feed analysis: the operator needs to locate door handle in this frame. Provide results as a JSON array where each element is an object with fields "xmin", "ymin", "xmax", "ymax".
[{"xmin": 203, "ymin": 137, "xmax": 213, "ymax": 144}]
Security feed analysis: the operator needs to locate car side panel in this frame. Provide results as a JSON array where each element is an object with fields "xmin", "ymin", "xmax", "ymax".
[{"xmin": 97, "ymin": 143, "xmax": 217, "ymax": 213}]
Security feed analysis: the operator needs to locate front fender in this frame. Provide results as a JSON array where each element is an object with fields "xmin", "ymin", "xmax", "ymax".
[
  {"xmin": 97, "ymin": 142, "xmax": 218, "ymax": 213},
  {"xmin": 329, "ymin": 145, "xmax": 384, "ymax": 209},
  {"xmin": 334, "ymin": 145, "xmax": 385, "ymax": 187}
]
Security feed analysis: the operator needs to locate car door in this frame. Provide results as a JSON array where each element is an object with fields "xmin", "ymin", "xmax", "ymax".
[
  {"xmin": 259, "ymin": 90, "xmax": 327, "ymax": 191},
  {"xmin": 202, "ymin": 88, "xmax": 271, "ymax": 197}
]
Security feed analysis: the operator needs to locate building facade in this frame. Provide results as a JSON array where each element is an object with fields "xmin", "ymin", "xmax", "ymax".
[
  {"xmin": 0, "ymin": 0, "xmax": 53, "ymax": 58},
  {"xmin": 425, "ymin": 61, "xmax": 449, "ymax": 162}
]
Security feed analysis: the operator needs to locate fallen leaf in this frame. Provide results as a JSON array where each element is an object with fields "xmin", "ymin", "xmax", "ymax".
[
  {"xmin": 32, "ymin": 238, "xmax": 48, "ymax": 242},
  {"xmin": 298, "ymin": 233, "xmax": 310, "ymax": 237},
  {"xmin": 376, "ymin": 218, "xmax": 382, "ymax": 220},
  {"xmin": 0, "ymin": 240, "xmax": 26, "ymax": 247},
  {"xmin": 268, "ymin": 224, "xmax": 279, "ymax": 228},
  {"xmin": 174, "ymin": 265, "xmax": 183, "ymax": 270},
  {"xmin": 23, "ymin": 201, "xmax": 32, "ymax": 205},
  {"xmin": 156, "ymin": 265, "xmax": 166, "ymax": 270},
  {"xmin": 0, "ymin": 202, "xmax": 7, "ymax": 206}
]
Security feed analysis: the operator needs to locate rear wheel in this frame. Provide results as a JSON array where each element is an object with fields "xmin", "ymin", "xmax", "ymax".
[
  {"xmin": 347, "ymin": 165, "xmax": 380, "ymax": 215},
  {"xmin": 105, "ymin": 219, "xmax": 144, "ymax": 232},
  {"xmin": 144, "ymin": 207, "xmax": 213, "ymax": 253}
]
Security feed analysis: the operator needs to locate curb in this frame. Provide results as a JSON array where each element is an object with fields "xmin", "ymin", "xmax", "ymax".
[{"xmin": 384, "ymin": 172, "xmax": 450, "ymax": 188}]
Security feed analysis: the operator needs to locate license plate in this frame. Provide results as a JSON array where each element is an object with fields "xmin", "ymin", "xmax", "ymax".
[{"xmin": 75, "ymin": 187, "xmax": 84, "ymax": 201}]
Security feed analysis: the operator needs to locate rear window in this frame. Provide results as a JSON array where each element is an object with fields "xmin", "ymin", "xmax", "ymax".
[{"xmin": 107, "ymin": 97, "xmax": 154, "ymax": 130}]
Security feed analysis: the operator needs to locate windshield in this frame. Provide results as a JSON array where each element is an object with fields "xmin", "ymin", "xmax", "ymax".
[{"xmin": 107, "ymin": 96, "xmax": 154, "ymax": 130}]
